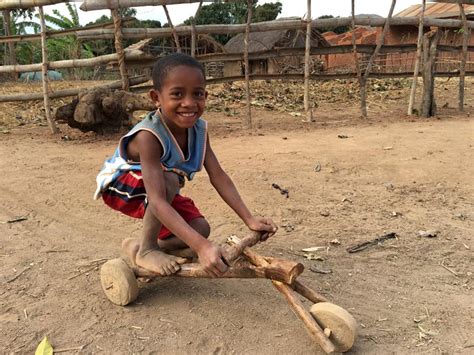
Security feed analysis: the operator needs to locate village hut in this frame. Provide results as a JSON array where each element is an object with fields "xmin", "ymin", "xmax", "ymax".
[{"xmin": 223, "ymin": 18, "xmax": 330, "ymax": 77}]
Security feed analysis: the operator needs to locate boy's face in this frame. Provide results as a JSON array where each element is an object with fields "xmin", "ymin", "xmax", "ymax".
[{"xmin": 150, "ymin": 65, "xmax": 207, "ymax": 130}]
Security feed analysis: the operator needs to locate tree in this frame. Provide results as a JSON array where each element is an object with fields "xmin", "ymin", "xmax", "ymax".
[
  {"xmin": 317, "ymin": 15, "xmax": 350, "ymax": 34},
  {"xmin": 253, "ymin": 2, "xmax": 282, "ymax": 23},
  {"xmin": 183, "ymin": 0, "xmax": 281, "ymax": 44}
]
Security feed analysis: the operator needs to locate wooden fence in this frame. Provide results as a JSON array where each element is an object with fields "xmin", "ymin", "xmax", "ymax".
[{"xmin": 0, "ymin": 0, "xmax": 472, "ymax": 132}]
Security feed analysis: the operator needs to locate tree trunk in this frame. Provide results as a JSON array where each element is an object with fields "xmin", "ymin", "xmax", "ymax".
[
  {"xmin": 408, "ymin": 0, "xmax": 426, "ymax": 115},
  {"xmin": 421, "ymin": 31, "xmax": 440, "ymax": 117}
]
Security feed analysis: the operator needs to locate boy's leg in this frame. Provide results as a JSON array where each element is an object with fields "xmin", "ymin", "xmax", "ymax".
[
  {"xmin": 158, "ymin": 217, "xmax": 210, "ymax": 251},
  {"xmin": 130, "ymin": 172, "xmax": 187, "ymax": 276}
]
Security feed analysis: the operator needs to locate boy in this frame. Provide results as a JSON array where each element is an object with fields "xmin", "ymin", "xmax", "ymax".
[{"xmin": 94, "ymin": 53, "xmax": 277, "ymax": 278}]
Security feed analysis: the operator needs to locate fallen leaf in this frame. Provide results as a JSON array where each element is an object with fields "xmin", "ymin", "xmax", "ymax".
[{"xmin": 35, "ymin": 337, "xmax": 53, "ymax": 355}]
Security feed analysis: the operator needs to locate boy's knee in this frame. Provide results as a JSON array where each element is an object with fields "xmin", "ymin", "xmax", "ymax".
[
  {"xmin": 191, "ymin": 218, "xmax": 210, "ymax": 238},
  {"xmin": 163, "ymin": 172, "xmax": 180, "ymax": 201}
]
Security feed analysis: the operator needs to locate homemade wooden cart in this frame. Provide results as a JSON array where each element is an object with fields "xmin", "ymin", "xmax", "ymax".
[{"xmin": 100, "ymin": 232, "xmax": 357, "ymax": 353}]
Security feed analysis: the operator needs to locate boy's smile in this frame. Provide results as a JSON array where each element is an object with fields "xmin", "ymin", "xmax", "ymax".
[{"xmin": 150, "ymin": 65, "xmax": 207, "ymax": 131}]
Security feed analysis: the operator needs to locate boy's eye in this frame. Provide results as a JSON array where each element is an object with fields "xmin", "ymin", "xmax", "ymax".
[
  {"xmin": 194, "ymin": 91, "xmax": 205, "ymax": 98},
  {"xmin": 170, "ymin": 91, "xmax": 182, "ymax": 97}
]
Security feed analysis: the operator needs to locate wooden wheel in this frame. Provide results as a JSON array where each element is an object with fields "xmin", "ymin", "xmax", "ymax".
[
  {"xmin": 100, "ymin": 258, "xmax": 139, "ymax": 306},
  {"xmin": 309, "ymin": 302, "xmax": 358, "ymax": 353}
]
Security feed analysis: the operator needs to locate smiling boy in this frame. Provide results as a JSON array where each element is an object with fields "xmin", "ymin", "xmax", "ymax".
[{"xmin": 94, "ymin": 54, "xmax": 277, "ymax": 277}]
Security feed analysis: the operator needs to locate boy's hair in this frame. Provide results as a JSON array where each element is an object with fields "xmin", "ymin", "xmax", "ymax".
[{"xmin": 152, "ymin": 53, "xmax": 206, "ymax": 90}]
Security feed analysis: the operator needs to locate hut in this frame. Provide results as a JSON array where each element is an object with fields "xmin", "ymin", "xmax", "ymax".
[{"xmin": 223, "ymin": 18, "xmax": 330, "ymax": 77}]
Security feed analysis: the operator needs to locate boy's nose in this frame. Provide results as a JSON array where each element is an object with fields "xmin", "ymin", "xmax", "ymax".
[{"xmin": 181, "ymin": 96, "xmax": 196, "ymax": 107}]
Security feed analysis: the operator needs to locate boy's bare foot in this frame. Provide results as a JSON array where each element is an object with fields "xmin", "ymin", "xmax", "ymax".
[
  {"xmin": 167, "ymin": 247, "xmax": 197, "ymax": 260},
  {"xmin": 136, "ymin": 249, "xmax": 188, "ymax": 276},
  {"xmin": 121, "ymin": 238, "xmax": 187, "ymax": 276}
]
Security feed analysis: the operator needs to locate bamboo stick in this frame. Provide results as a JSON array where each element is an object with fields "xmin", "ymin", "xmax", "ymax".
[
  {"xmin": 458, "ymin": 3, "xmax": 469, "ymax": 111},
  {"xmin": 360, "ymin": 0, "xmax": 397, "ymax": 118},
  {"xmin": 38, "ymin": 6, "xmax": 58, "ymax": 134},
  {"xmin": 190, "ymin": 0, "xmax": 203, "ymax": 57},
  {"xmin": 243, "ymin": 0, "xmax": 252, "ymax": 128},
  {"xmin": 111, "ymin": 9, "xmax": 129, "ymax": 91},
  {"xmin": 163, "ymin": 4, "xmax": 181, "ymax": 53},
  {"xmin": 304, "ymin": 0, "xmax": 312, "ymax": 122},
  {"xmin": 408, "ymin": 0, "xmax": 425, "ymax": 115},
  {"xmin": 351, "ymin": 0, "xmax": 364, "ymax": 118}
]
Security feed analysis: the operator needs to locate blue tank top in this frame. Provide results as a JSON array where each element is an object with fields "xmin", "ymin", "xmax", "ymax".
[{"xmin": 94, "ymin": 110, "xmax": 207, "ymax": 199}]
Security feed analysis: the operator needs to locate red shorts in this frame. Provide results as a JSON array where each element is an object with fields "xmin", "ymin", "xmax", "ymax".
[{"xmin": 102, "ymin": 170, "xmax": 203, "ymax": 240}]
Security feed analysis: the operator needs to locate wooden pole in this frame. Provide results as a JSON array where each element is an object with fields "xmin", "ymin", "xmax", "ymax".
[
  {"xmin": 190, "ymin": 1, "xmax": 203, "ymax": 57},
  {"xmin": 243, "ymin": 0, "xmax": 252, "ymax": 128},
  {"xmin": 304, "ymin": 0, "xmax": 312, "ymax": 121},
  {"xmin": 360, "ymin": 0, "xmax": 397, "ymax": 118},
  {"xmin": 2, "ymin": 10, "xmax": 16, "ymax": 80},
  {"xmin": 458, "ymin": 3, "xmax": 469, "ymax": 111},
  {"xmin": 408, "ymin": 0, "xmax": 425, "ymax": 115},
  {"xmin": 421, "ymin": 30, "xmax": 440, "ymax": 117},
  {"xmin": 351, "ymin": 0, "xmax": 364, "ymax": 118},
  {"xmin": 163, "ymin": 5, "xmax": 181, "ymax": 53},
  {"xmin": 111, "ymin": 9, "xmax": 129, "ymax": 91},
  {"xmin": 38, "ymin": 6, "xmax": 59, "ymax": 134}
]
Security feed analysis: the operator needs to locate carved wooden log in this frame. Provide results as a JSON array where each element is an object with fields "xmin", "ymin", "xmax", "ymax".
[{"xmin": 55, "ymin": 88, "xmax": 155, "ymax": 132}]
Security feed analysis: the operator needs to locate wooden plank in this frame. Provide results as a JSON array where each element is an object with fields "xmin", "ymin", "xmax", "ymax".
[{"xmin": 458, "ymin": 3, "xmax": 469, "ymax": 111}]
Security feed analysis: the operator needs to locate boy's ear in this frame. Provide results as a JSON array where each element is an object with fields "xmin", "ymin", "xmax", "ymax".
[{"xmin": 149, "ymin": 89, "xmax": 160, "ymax": 107}]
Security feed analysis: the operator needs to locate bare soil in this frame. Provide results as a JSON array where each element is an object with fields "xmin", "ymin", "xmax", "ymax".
[{"xmin": 1, "ymin": 79, "xmax": 473, "ymax": 354}]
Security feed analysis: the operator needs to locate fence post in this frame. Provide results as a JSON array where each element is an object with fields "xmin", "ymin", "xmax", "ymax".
[
  {"xmin": 38, "ymin": 6, "xmax": 59, "ymax": 134},
  {"xmin": 111, "ymin": 9, "xmax": 129, "ymax": 91},
  {"xmin": 408, "ymin": 0, "xmax": 425, "ymax": 115},
  {"xmin": 243, "ymin": 0, "xmax": 252, "ymax": 128},
  {"xmin": 304, "ymin": 0, "xmax": 312, "ymax": 122},
  {"xmin": 458, "ymin": 3, "xmax": 469, "ymax": 112},
  {"xmin": 351, "ymin": 0, "xmax": 363, "ymax": 118},
  {"xmin": 421, "ymin": 30, "xmax": 439, "ymax": 117}
]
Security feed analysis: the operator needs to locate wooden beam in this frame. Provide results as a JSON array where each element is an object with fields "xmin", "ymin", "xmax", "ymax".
[
  {"xmin": 0, "ymin": 76, "xmax": 149, "ymax": 103},
  {"xmin": 76, "ymin": 17, "xmax": 474, "ymax": 42},
  {"xmin": 351, "ymin": 0, "xmax": 363, "ymax": 118},
  {"xmin": 80, "ymin": 0, "xmax": 238, "ymax": 11},
  {"xmin": 0, "ymin": 18, "xmax": 136, "ymax": 45},
  {"xmin": 111, "ymin": 9, "xmax": 130, "ymax": 91},
  {"xmin": 0, "ymin": 0, "xmax": 63, "ymax": 10},
  {"xmin": 0, "ymin": 49, "xmax": 153, "ymax": 73},
  {"xmin": 163, "ymin": 4, "xmax": 181, "ymax": 53}
]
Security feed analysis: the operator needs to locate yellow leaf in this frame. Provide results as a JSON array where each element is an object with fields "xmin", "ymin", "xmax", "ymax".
[{"xmin": 35, "ymin": 337, "xmax": 53, "ymax": 355}]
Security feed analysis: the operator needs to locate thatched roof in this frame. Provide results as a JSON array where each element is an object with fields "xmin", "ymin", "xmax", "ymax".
[{"xmin": 224, "ymin": 27, "xmax": 330, "ymax": 54}]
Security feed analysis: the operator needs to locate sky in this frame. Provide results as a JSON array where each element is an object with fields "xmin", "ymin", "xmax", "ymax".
[{"xmin": 46, "ymin": 0, "xmax": 419, "ymax": 27}]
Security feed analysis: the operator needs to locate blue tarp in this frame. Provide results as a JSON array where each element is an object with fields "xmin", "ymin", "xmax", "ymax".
[{"xmin": 20, "ymin": 70, "xmax": 63, "ymax": 81}]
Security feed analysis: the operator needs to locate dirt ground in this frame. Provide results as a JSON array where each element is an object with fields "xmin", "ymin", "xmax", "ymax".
[{"xmin": 1, "ymin": 79, "xmax": 473, "ymax": 354}]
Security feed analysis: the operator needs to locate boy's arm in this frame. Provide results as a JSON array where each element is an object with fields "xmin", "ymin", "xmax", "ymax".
[
  {"xmin": 136, "ymin": 131, "xmax": 228, "ymax": 277},
  {"xmin": 203, "ymin": 135, "xmax": 277, "ymax": 239}
]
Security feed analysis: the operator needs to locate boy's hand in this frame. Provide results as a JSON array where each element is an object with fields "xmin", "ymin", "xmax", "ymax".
[
  {"xmin": 247, "ymin": 217, "xmax": 278, "ymax": 241},
  {"xmin": 197, "ymin": 241, "xmax": 229, "ymax": 278}
]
